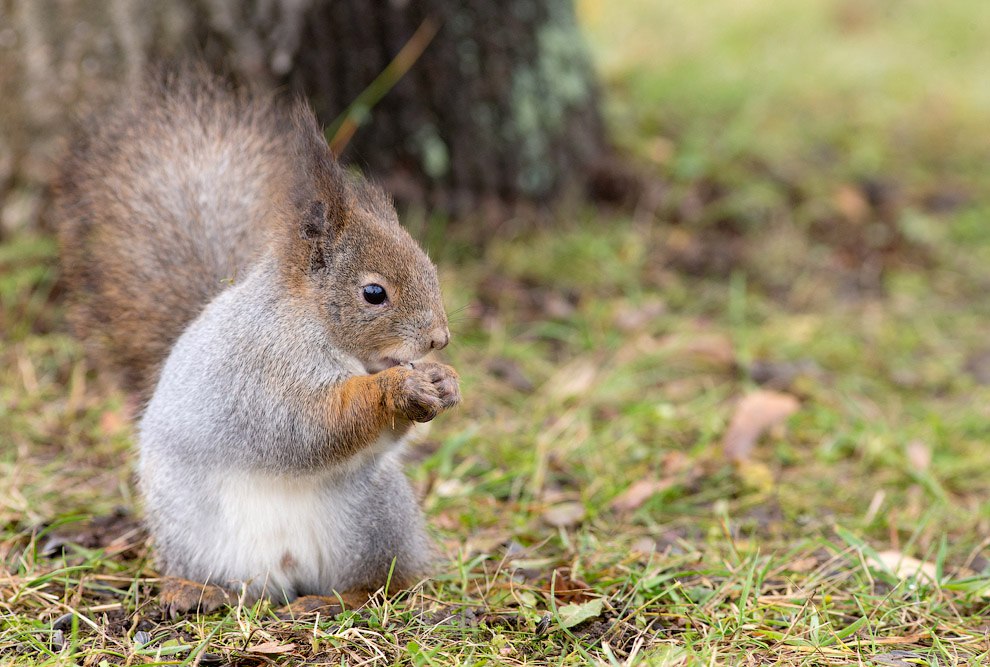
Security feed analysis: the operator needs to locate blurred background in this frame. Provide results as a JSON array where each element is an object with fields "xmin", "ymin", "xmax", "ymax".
[{"xmin": 1, "ymin": 0, "xmax": 989, "ymax": 661}]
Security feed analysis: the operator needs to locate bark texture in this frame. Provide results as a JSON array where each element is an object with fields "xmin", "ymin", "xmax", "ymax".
[{"xmin": 294, "ymin": 0, "xmax": 607, "ymax": 214}]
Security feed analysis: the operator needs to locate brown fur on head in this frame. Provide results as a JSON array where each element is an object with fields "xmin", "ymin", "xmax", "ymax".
[{"xmin": 278, "ymin": 104, "xmax": 450, "ymax": 372}]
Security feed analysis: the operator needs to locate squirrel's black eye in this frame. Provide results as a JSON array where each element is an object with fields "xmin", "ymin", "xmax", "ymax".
[{"xmin": 362, "ymin": 284, "xmax": 388, "ymax": 305}]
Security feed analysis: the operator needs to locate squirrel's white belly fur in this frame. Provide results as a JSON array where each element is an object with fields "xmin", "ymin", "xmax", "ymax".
[
  {"xmin": 211, "ymin": 469, "xmax": 355, "ymax": 600},
  {"xmin": 140, "ymin": 431, "xmax": 411, "ymax": 603}
]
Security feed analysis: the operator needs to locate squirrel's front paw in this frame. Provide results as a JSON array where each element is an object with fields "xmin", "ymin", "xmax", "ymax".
[
  {"xmin": 384, "ymin": 362, "xmax": 460, "ymax": 423},
  {"xmin": 416, "ymin": 361, "xmax": 461, "ymax": 410}
]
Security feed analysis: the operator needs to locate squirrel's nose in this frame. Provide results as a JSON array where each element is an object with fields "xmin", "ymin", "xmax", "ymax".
[{"xmin": 429, "ymin": 327, "xmax": 450, "ymax": 350}]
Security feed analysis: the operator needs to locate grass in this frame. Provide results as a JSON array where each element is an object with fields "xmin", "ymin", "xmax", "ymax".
[{"xmin": 3, "ymin": 0, "xmax": 990, "ymax": 664}]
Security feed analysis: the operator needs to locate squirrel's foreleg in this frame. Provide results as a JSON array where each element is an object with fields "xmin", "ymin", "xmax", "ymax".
[{"xmin": 321, "ymin": 362, "xmax": 460, "ymax": 458}]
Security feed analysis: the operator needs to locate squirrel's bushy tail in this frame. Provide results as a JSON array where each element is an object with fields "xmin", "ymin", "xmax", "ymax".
[{"xmin": 55, "ymin": 66, "xmax": 301, "ymax": 401}]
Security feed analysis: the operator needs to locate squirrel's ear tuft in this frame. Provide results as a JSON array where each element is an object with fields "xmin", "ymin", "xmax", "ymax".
[
  {"xmin": 286, "ymin": 101, "xmax": 350, "ymax": 274},
  {"xmin": 299, "ymin": 199, "xmax": 340, "ymax": 273},
  {"xmin": 300, "ymin": 198, "xmax": 345, "ymax": 241},
  {"xmin": 300, "ymin": 200, "xmax": 329, "ymax": 241},
  {"xmin": 290, "ymin": 101, "xmax": 349, "ymax": 230}
]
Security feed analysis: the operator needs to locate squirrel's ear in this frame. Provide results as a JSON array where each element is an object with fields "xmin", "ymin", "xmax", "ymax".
[
  {"xmin": 300, "ymin": 198, "xmax": 346, "ymax": 240},
  {"xmin": 300, "ymin": 200, "xmax": 329, "ymax": 241},
  {"xmin": 299, "ymin": 200, "xmax": 340, "ymax": 272}
]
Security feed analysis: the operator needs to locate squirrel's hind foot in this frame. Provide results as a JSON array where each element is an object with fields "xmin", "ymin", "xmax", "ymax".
[{"xmin": 159, "ymin": 577, "xmax": 231, "ymax": 619}]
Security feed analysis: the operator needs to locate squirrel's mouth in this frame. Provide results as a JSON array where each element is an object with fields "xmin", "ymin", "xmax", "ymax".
[{"xmin": 364, "ymin": 356, "xmax": 411, "ymax": 374}]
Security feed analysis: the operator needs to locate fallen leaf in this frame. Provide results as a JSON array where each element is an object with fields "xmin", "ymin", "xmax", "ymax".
[
  {"xmin": 611, "ymin": 479, "xmax": 674, "ymax": 512},
  {"xmin": 869, "ymin": 551, "xmax": 938, "ymax": 584},
  {"xmin": 541, "ymin": 568, "xmax": 593, "ymax": 603},
  {"xmin": 247, "ymin": 641, "xmax": 297, "ymax": 654},
  {"xmin": 557, "ymin": 598, "xmax": 604, "ymax": 628},
  {"xmin": 542, "ymin": 502, "xmax": 585, "ymax": 528},
  {"xmin": 722, "ymin": 390, "xmax": 800, "ymax": 462}
]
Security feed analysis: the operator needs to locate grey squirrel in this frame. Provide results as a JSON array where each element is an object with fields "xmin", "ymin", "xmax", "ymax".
[{"xmin": 54, "ymin": 67, "xmax": 459, "ymax": 613}]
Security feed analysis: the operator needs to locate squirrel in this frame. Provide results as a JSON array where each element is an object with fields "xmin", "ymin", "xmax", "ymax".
[{"xmin": 54, "ymin": 67, "xmax": 460, "ymax": 612}]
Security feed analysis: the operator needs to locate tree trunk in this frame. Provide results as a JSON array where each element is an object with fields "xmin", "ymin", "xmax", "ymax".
[
  {"xmin": 0, "ymin": 0, "xmax": 608, "ymax": 233},
  {"xmin": 293, "ymin": 0, "xmax": 607, "ymax": 215}
]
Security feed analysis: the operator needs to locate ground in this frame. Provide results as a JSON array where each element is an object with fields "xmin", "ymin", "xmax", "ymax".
[{"xmin": 2, "ymin": 0, "xmax": 990, "ymax": 665}]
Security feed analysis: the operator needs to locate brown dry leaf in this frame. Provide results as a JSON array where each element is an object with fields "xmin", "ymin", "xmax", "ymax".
[
  {"xmin": 541, "ymin": 568, "xmax": 594, "ymax": 603},
  {"xmin": 611, "ymin": 479, "xmax": 674, "ymax": 512},
  {"xmin": 906, "ymin": 440, "xmax": 931, "ymax": 472},
  {"xmin": 870, "ymin": 551, "xmax": 938, "ymax": 584},
  {"xmin": 542, "ymin": 502, "xmax": 585, "ymax": 528},
  {"xmin": 248, "ymin": 641, "xmax": 297, "ymax": 654},
  {"xmin": 722, "ymin": 390, "xmax": 800, "ymax": 462}
]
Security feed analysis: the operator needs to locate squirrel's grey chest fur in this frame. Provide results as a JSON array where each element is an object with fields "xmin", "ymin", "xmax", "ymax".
[{"xmin": 138, "ymin": 258, "xmax": 431, "ymax": 601}]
